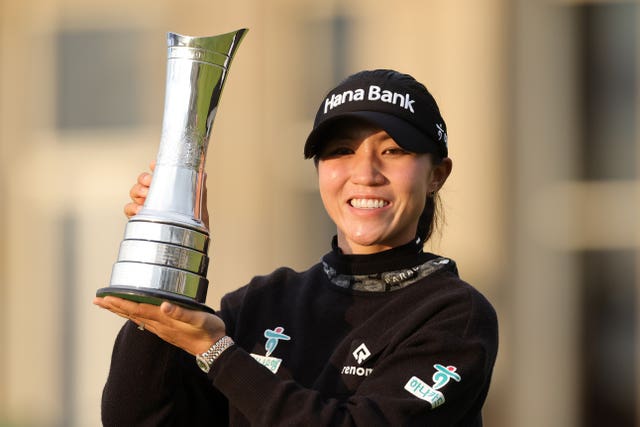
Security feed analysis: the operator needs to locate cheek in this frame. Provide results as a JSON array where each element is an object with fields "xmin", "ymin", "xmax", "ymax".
[
  {"xmin": 318, "ymin": 164, "xmax": 342, "ymax": 190},
  {"xmin": 317, "ymin": 165, "xmax": 341, "ymax": 207},
  {"xmin": 417, "ymin": 162, "xmax": 435, "ymax": 193},
  {"xmin": 401, "ymin": 166, "xmax": 431, "ymax": 209}
]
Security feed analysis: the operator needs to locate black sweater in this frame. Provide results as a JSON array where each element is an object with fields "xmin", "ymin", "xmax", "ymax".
[{"xmin": 102, "ymin": 239, "xmax": 498, "ymax": 426}]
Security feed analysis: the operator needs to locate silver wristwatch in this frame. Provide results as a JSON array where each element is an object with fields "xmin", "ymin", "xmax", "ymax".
[{"xmin": 196, "ymin": 335, "xmax": 235, "ymax": 373}]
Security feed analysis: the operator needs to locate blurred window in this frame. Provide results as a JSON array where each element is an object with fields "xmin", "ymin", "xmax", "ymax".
[
  {"xmin": 579, "ymin": 3, "xmax": 637, "ymax": 180},
  {"xmin": 580, "ymin": 250, "xmax": 636, "ymax": 427},
  {"xmin": 56, "ymin": 29, "xmax": 141, "ymax": 130},
  {"xmin": 301, "ymin": 12, "xmax": 353, "ymax": 117},
  {"xmin": 577, "ymin": 3, "xmax": 638, "ymax": 427}
]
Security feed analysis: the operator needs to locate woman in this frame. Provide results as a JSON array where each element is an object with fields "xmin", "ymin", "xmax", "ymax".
[{"xmin": 95, "ymin": 69, "xmax": 498, "ymax": 426}]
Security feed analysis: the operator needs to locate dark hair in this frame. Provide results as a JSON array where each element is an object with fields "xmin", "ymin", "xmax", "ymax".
[{"xmin": 416, "ymin": 157, "xmax": 444, "ymax": 243}]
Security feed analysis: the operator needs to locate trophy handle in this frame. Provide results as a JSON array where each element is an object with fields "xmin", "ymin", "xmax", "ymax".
[{"xmin": 97, "ymin": 29, "xmax": 248, "ymax": 312}]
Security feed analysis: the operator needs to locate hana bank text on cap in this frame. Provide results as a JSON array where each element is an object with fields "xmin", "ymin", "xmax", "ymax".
[{"xmin": 304, "ymin": 69, "xmax": 448, "ymax": 159}]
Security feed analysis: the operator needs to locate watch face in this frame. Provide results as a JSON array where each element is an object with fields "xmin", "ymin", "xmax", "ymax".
[{"xmin": 196, "ymin": 355, "xmax": 211, "ymax": 373}]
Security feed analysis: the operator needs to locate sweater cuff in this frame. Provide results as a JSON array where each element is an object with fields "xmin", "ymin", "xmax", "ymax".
[{"xmin": 208, "ymin": 345, "xmax": 281, "ymax": 419}]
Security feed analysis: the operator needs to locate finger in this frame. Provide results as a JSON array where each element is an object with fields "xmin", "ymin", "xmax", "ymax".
[
  {"xmin": 95, "ymin": 298, "xmax": 161, "ymax": 336},
  {"xmin": 94, "ymin": 295, "xmax": 122, "ymax": 311},
  {"xmin": 94, "ymin": 297, "xmax": 138, "ymax": 321},
  {"xmin": 160, "ymin": 301, "xmax": 206, "ymax": 327},
  {"xmin": 149, "ymin": 161, "xmax": 156, "ymax": 172},
  {"xmin": 129, "ymin": 183, "xmax": 149, "ymax": 204},
  {"xmin": 100, "ymin": 296, "xmax": 150, "ymax": 318},
  {"xmin": 130, "ymin": 181, "xmax": 150, "ymax": 199},
  {"xmin": 124, "ymin": 202, "xmax": 142, "ymax": 218},
  {"xmin": 138, "ymin": 171, "xmax": 152, "ymax": 187},
  {"xmin": 129, "ymin": 316, "xmax": 156, "ymax": 332},
  {"xmin": 98, "ymin": 297, "xmax": 174, "ymax": 325},
  {"xmin": 95, "ymin": 296, "xmax": 135, "ymax": 316}
]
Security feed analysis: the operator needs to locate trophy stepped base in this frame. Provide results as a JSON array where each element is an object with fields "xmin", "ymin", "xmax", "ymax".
[{"xmin": 96, "ymin": 286, "xmax": 215, "ymax": 314}]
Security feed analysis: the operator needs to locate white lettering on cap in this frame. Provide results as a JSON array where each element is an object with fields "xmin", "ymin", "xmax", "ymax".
[{"xmin": 323, "ymin": 85, "xmax": 415, "ymax": 114}]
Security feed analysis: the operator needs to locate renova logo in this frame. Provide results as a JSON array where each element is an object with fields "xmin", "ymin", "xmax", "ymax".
[
  {"xmin": 342, "ymin": 342, "xmax": 373, "ymax": 377},
  {"xmin": 352, "ymin": 343, "xmax": 371, "ymax": 365}
]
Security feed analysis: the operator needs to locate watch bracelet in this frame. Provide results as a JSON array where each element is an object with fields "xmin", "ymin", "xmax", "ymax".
[{"xmin": 199, "ymin": 335, "xmax": 235, "ymax": 367}]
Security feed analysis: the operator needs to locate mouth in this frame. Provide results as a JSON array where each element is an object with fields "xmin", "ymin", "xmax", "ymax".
[{"xmin": 349, "ymin": 198, "xmax": 389, "ymax": 209}]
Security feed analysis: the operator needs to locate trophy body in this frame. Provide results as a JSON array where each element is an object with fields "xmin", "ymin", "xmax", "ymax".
[{"xmin": 97, "ymin": 29, "xmax": 247, "ymax": 313}]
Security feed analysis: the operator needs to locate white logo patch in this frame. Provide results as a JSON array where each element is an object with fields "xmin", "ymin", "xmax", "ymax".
[
  {"xmin": 404, "ymin": 364, "xmax": 462, "ymax": 409},
  {"xmin": 250, "ymin": 354, "xmax": 282, "ymax": 374},
  {"xmin": 341, "ymin": 342, "xmax": 374, "ymax": 377},
  {"xmin": 352, "ymin": 343, "xmax": 371, "ymax": 365},
  {"xmin": 404, "ymin": 376, "xmax": 445, "ymax": 408}
]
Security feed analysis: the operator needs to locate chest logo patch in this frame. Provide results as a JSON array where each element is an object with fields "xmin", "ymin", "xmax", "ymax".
[
  {"xmin": 341, "ymin": 342, "xmax": 374, "ymax": 377},
  {"xmin": 250, "ymin": 326, "xmax": 291, "ymax": 374},
  {"xmin": 352, "ymin": 343, "xmax": 372, "ymax": 364},
  {"xmin": 404, "ymin": 364, "xmax": 462, "ymax": 409}
]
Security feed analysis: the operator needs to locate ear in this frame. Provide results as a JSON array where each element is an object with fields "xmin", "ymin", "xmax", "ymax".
[{"xmin": 428, "ymin": 157, "xmax": 453, "ymax": 193}]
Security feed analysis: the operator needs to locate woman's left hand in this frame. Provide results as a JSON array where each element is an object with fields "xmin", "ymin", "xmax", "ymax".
[{"xmin": 93, "ymin": 296, "xmax": 226, "ymax": 356}]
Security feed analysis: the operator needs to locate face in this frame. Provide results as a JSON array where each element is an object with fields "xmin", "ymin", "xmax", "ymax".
[{"xmin": 316, "ymin": 120, "xmax": 451, "ymax": 255}]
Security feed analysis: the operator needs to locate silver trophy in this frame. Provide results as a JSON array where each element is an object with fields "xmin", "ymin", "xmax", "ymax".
[{"xmin": 97, "ymin": 29, "xmax": 247, "ymax": 313}]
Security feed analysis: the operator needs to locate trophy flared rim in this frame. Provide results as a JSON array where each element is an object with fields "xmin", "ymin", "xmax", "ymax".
[{"xmin": 167, "ymin": 29, "xmax": 248, "ymax": 55}]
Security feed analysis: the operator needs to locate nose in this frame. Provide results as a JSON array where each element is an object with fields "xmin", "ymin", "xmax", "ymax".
[{"xmin": 350, "ymin": 151, "xmax": 386, "ymax": 186}]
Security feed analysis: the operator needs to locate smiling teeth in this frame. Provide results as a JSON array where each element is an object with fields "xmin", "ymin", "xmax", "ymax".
[{"xmin": 350, "ymin": 199, "xmax": 388, "ymax": 209}]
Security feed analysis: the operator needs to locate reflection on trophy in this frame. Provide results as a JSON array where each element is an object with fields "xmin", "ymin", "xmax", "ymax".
[{"xmin": 97, "ymin": 29, "xmax": 247, "ymax": 313}]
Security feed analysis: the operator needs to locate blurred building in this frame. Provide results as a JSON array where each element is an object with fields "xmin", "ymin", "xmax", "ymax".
[{"xmin": 0, "ymin": 0, "xmax": 637, "ymax": 426}]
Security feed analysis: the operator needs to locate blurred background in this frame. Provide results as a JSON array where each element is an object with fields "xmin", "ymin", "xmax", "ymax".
[{"xmin": 0, "ymin": 0, "xmax": 638, "ymax": 425}]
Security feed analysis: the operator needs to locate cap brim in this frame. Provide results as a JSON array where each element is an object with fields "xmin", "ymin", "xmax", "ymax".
[{"xmin": 304, "ymin": 111, "xmax": 441, "ymax": 158}]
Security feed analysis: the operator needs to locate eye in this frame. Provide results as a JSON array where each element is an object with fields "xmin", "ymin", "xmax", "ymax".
[
  {"xmin": 318, "ymin": 141, "xmax": 355, "ymax": 159},
  {"xmin": 382, "ymin": 147, "xmax": 410, "ymax": 156},
  {"xmin": 319, "ymin": 147, "xmax": 353, "ymax": 159}
]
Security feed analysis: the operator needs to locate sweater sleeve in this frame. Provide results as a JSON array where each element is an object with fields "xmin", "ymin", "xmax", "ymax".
[
  {"xmin": 101, "ymin": 320, "xmax": 229, "ymax": 427},
  {"xmin": 209, "ymin": 288, "xmax": 498, "ymax": 427}
]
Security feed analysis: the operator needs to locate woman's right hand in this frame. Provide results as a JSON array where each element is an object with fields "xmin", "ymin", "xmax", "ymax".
[
  {"xmin": 124, "ymin": 163, "xmax": 154, "ymax": 219},
  {"xmin": 124, "ymin": 162, "xmax": 210, "ymax": 228}
]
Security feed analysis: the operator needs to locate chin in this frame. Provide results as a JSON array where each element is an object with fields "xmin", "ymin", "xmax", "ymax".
[
  {"xmin": 347, "ymin": 233, "xmax": 381, "ymax": 247},
  {"xmin": 345, "ymin": 236, "xmax": 393, "ymax": 253}
]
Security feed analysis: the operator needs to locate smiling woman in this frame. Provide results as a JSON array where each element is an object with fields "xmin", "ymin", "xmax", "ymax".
[
  {"xmin": 315, "ymin": 120, "xmax": 451, "ymax": 254},
  {"xmin": 95, "ymin": 69, "xmax": 498, "ymax": 426}
]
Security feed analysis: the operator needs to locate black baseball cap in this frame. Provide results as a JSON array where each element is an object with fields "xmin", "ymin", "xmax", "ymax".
[{"xmin": 304, "ymin": 69, "xmax": 448, "ymax": 159}]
